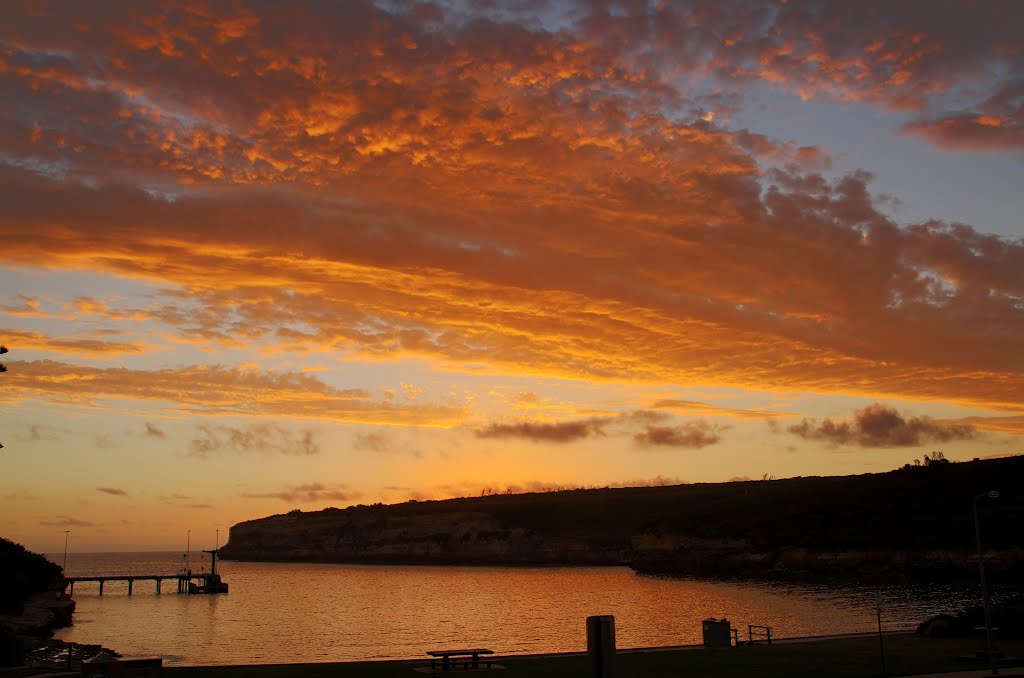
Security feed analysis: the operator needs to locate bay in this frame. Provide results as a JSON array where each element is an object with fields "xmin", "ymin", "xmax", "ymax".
[{"xmin": 52, "ymin": 552, "xmax": 984, "ymax": 666}]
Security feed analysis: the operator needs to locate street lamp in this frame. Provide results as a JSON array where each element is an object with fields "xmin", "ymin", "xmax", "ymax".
[
  {"xmin": 973, "ymin": 490, "xmax": 1000, "ymax": 675},
  {"xmin": 62, "ymin": 530, "xmax": 70, "ymax": 572}
]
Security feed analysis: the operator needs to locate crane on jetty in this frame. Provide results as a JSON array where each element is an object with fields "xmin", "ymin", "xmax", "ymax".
[{"xmin": 188, "ymin": 547, "xmax": 228, "ymax": 594}]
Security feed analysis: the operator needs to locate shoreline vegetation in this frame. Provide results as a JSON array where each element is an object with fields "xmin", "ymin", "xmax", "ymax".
[{"xmin": 221, "ymin": 456, "xmax": 1023, "ymax": 582}]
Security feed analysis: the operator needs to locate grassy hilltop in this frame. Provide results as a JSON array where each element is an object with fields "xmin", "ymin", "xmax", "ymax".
[{"xmin": 221, "ymin": 455, "xmax": 1023, "ymax": 580}]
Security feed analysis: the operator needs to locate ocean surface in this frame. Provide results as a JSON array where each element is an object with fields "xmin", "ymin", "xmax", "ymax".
[{"xmin": 52, "ymin": 552, "xmax": 988, "ymax": 666}]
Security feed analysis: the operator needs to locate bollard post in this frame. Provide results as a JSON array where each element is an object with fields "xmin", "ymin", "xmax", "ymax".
[{"xmin": 587, "ymin": 615, "xmax": 617, "ymax": 678}]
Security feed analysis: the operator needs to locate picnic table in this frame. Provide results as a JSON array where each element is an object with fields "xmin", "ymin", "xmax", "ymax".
[{"xmin": 426, "ymin": 648, "xmax": 494, "ymax": 671}]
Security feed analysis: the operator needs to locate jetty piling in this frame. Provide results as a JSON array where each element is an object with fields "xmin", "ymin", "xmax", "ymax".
[{"xmin": 65, "ymin": 572, "xmax": 227, "ymax": 596}]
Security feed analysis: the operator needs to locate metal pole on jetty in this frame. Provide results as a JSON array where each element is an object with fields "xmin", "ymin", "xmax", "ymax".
[{"xmin": 62, "ymin": 530, "xmax": 70, "ymax": 572}]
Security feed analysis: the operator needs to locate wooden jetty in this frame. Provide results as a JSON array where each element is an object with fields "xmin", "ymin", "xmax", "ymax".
[
  {"xmin": 65, "ymin": 572, "xmax": 224, "ymax": 596},
  {"xmin": 65, "ymin": 547, "xmax": 229, "ymax": 596}
]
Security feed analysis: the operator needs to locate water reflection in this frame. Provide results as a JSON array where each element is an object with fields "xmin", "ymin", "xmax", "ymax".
[{"xmin": 55, "ymin": 553, "xmax": 987, "ymax": 666}]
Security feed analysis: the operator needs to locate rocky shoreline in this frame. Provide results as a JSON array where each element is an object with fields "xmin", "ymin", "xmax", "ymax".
[
  {"xmin": 0, "ymin": 537, "xmax": 123, "ymax": 669},
  {"xmin": 0, "ymin": 591, "xmax": 74, "ymax": 635},
  {"xmin": 0, "ymin": 591, "xmax": 122, "ymax": 670}
]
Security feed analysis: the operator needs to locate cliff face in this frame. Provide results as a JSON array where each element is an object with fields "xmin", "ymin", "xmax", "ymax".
[
  {"xmin": 221, "ymin": 457, "xmax": 1024, "ymax": 580},
  {"xmin": 223, "ymin": 509, "xmax": 1022, "ymax": 579},
  {"xmin": 222, "ymin": 509, "xmax": 628, "ymax": 565}
]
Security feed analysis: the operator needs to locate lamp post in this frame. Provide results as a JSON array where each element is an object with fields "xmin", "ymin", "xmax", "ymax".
[
  {"xmin": 973, "ymin": 490, "xmax": 999, "ymax": 675},
  {"xmin": 62, "ymin": 530, "xmax": 70, "ymax": 573}
]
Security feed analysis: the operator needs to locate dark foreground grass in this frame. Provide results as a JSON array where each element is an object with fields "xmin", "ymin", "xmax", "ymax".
[{"xmin": 164, "ymin": 635, "xmax": 1024, "ymax": 678}]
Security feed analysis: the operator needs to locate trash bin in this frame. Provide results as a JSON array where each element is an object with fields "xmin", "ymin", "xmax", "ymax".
[{"xmin": 702, "ymin": 618, "xmax": 732, "ymax": 647}]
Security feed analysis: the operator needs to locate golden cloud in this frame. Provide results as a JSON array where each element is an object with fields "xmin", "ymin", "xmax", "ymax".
[
  {"xmin": 0, "ymin": 328, "xmax": 147, "ymax": 356},
  {"xmin": 651, "ymin": 399, "xmax": 793, "ymax": 420},
  {"xmin": 0, "ymin": 1, "xmax": 1020, "ymax": 417},
  {"xmin": 3, "ymin": 360, "xmax": 466, "ymax": 426}
]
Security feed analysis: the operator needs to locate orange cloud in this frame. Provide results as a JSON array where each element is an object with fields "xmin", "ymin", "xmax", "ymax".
[
  {"xmin": 2, "ymin": 360, "xmax": 466, "ymax": 426},
  {"xmin": 1, "ymin": 296, "xmax": 41, "ymax": 315},
  {"xmin": 0, "ymin": 1, "xmax": 1020, "ymax": 417},
  {"xmin": 651, "ymin": 399, "xmax": 792, "ymax": 420},
  {"xmin": 902, "ymin": 112, "xmax": 1024, "ymax": 152},
  {"xmin": 0, "ymin": 328, "xmax": 147, "ymax": 356}
]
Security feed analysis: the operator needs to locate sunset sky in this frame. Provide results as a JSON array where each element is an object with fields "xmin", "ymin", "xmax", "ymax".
[{"xmin": 2, "ymin": 0, "xmax": 1022, "ymax": 553}]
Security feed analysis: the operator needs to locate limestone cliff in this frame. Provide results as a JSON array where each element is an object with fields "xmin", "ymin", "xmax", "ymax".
[
  {"xmin": 221, "ymin": 457, "xmax": 1024, "ymax": 580},
  {"xmin": 222, "ymin": 508, "xmax": 627, "ymax": 565}
]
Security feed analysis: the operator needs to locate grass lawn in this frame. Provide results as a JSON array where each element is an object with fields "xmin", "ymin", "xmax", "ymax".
[{"xmin": 163, "ymin": 635, "xmax": 1024, "ymax": 678}]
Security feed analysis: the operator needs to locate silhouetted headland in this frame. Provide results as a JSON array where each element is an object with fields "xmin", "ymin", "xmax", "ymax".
[{"xmin": 220, "ymin": 456, "xmax": 1023, "ymax": 582}]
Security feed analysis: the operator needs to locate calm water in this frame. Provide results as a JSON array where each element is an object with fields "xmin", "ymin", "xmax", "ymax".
[{"xmin": 52, "ymin": 552, "xmax": 986, "ymax": 666}]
